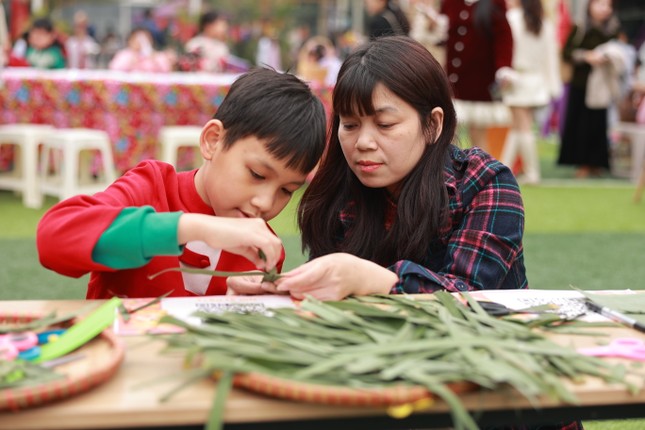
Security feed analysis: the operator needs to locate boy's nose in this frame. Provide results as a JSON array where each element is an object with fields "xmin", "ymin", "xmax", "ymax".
[{"xmin": 251, "ymin": 192, "xmax": 274, "ymax": 214}]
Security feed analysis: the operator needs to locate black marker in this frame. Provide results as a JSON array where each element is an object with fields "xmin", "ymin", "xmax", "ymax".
[{"xmin": 585, "ymin": 299, "xmax": 645, "ymax": 333}]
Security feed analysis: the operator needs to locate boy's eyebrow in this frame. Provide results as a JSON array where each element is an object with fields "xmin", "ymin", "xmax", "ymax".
[{"xmin": 258, "ymin": 160, "xmax": 306, "ymax": 187}]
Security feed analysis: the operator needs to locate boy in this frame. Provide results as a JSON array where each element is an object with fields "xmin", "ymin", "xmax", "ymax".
[
  {"xmin": 37, "ymin": 68, "xmax": 327, "ymax": 299},
  {"xmin": 25, "ymin": 18, "xmax": 66, "ymax": 69}
]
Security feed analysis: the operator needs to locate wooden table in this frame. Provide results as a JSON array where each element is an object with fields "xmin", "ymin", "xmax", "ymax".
[{"xmin": 1, "ymin": 299, "xmax": 645, "ymax": 430}]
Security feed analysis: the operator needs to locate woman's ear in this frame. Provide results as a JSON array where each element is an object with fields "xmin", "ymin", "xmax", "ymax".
[
  {"xmin": 200, "ymin": 119, "xmax": 225, "ymax": 160},
  {"xmin": 429, "ymin": 107, "xmax": 444, "ymax": 144}
]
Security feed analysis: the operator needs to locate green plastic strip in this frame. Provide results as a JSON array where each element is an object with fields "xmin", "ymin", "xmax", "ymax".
[{"xmin": 34, "ymin": 297, "xmax": 122, "ymax": 363}]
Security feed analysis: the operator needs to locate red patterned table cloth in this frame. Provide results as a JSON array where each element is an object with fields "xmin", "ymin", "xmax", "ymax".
[{"xmin": 0, "ymin": 68, "xmax": 332, "ymax": 174}]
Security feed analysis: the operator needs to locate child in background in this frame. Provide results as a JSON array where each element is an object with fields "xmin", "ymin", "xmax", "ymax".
[
  {"xmin": 229, "ymin": 36, "xmax": 527, "ymax": 299},
  {"xmin": 37, "ymin": 68, "xmax": 327, "ymax": 299},
  {"xmin": 25, "ymin": 17, "xmax": 66, "ymax": 69},
  {"xmin": 184, "ymin": 10, "xmax": 230, "ymax": 73},
  {"xmin": 109, "ymin": 27, "xmax": 174, "ymax": 73}
]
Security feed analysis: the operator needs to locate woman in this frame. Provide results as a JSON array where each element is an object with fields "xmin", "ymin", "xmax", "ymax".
[
  {"xmin": 422, "ymin": 0, "xmax": 515, "ymax": 151},
  {"xmin": 237, "ymin": 36, "xmax": 528, "ymax": 300},
  {"xmin": 500, "ymin": 0, "xmax": 562, "ymax": 184},
  {"xmin": 557, "ymin": 0, "xmax": 620, "ymax": 178}
]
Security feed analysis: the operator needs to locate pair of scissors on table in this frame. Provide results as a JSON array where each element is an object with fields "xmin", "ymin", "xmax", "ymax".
[
  {"xmin": 0, "ymin": 329, "xmax": 65, "ymax": 361},
  {"xmin": 578, "ymin": 337, "xmax": 645, "ymax": 361}
]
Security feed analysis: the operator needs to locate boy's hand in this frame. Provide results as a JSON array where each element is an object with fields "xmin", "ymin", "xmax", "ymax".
[
  {"xmin": 177, "ymin": 213, "xmax": 282, "ymax": 271},
  {"xmin": 274, "ymin": 253, "xmax": 398, "ymax": 301}
]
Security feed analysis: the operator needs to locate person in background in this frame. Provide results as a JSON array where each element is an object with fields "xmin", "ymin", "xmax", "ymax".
[
  {"xmin": 24, "ymin": 17, "xmax": 66, "ymax": 69},
  {"xmin": 255, "ymin": 20, "xmax": 282, "ymax": 71},
  {"xmin": 636, "ymin": 42, "xmax": 645, "ymax": 124},
  {"xmin": 37, "ymin": 68, "xmax": 327, "ymax": 300},
  {"xmin": 499, "ymin": 0, "xmax": 562, "ymax": 185},
  {"xmin": 557, "ymin": 0, "xmax": 620, "ymax": 178},
  {"xmin": 109, "ymin": 27, "xmax": 174, "ymax": 73},
  {"xmin": 139, "ymin": 8, "xmax": 166, "ymax": 49},
  {"xmin": 364, "ymin": 0, "xmax": 411, "ymax": 39},
  {"xmin": 97, "ymin": 26, "xmax": 121, "ymax": 69},
  {"xmin": 421, "ymin": 0, "xmax": 514, "ymax": 152},
  {"xmin": 65, "ymin": 10, "xmax": 100, "ymax": 69},
  {"xmin": 315, "ymin": 41, "xmax": 343, "ymax": 86},
  {"xmin": 0, "ymin": 0, "xmax": 9, "ymax": 68},
  {"xmin": 539, "ymin": 0, "xmax": 573, "ymax": 138},
  {"xmin": 409, "ymin": 0, "xmax": 446, "ymax": 65},
  {"xmin": 185, "ymin": 10, "xmax": 230, "ymax": 73},
  {"xmin": 296, "ymin": 35, "xmax": 342, "ymax": 87}
]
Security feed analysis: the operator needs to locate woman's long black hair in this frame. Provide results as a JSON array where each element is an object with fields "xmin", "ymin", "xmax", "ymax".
[
  {"xmin": 521, "ymin": 0, "xmax": 544, "ymax": 36},
  {"xmin": 298, "ymin": 36, "xmax": 457, "ymax": 266}
]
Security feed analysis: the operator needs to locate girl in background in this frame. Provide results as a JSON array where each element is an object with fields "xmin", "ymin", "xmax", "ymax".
[
  {"xmin": 557, "ymin": 0, "xmax": 620, "ymax": 178},
  {"xmin": 109, "ymin": 27, "xmax": 174, "ymax": 73},
  {"xmin": 421, "ymin": 0, "xmax": 514, "ymax": 152},
  {"xmin": 500, "ymin": 0, "xmax": 562, "ymax": 184},
  {"xmin": 184, "ymin": 10, "xmax": 230, "ymax": 73}
]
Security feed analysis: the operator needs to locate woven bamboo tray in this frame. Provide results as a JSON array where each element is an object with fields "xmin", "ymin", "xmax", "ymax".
[
  {"xmin": 0, "ymin": 314, "xmax": 125, "ymax": 412},
  {"xmin": 231, "ymin": 372, "xmax": 476, "ymax": 407}
]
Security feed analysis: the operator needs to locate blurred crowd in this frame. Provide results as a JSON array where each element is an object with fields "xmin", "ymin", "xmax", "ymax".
[{"xmin": 0, "ymin": 0, "xmax": 643, "ymax": 182}]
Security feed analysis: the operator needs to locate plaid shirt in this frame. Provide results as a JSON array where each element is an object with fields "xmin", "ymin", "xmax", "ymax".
[{"xmin": 339, "ymin": 145, "xmax": 527, "ymax": 294}]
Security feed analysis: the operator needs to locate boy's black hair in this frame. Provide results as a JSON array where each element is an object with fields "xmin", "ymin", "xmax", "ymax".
[
  {"xmin": 31, "ymin": 18, "xmax": 54, "ymax": 33},
  {"xmin": 213, "ymin": 67, "xmax": 327, "ymax": 174}
]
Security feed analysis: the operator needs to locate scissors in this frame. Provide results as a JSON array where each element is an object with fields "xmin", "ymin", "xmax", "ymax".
[
  {"xmin": 0, "ymin": 331, "xmax": 38, "ymax": 361},
  {"xmin": 578, "ymin": 338, "xmax": 645, "ymax": 361},
  {"xmin": 470, "ymin": 300, "xmax": 558, "ymax": 317},
  {"xmin": 0, "ymin": 329, "xmax": 66, "ymax": 361}
]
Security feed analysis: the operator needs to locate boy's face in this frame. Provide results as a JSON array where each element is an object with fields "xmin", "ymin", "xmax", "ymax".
[
  {"xmin": 29, "ymin": 28, "xmax": 55, "ymax": 50},
  {"xmin": 196, "ymin": 120, "xmax": 307, "ymax": 221}
]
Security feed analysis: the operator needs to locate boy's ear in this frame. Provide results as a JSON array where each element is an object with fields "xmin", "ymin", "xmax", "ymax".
[{"xmin": 200, "ymin": 119, "xmax": 225, "ymax": 160}]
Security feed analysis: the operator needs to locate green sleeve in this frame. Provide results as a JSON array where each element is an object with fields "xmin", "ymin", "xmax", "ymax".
[{"xmin": 92, "ymin": 206, "xmax": 183, "ymax": 269}]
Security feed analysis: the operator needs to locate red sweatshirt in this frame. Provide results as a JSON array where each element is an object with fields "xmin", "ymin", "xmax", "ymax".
[{"xmin": 37, "ymin": 160, "xmax": 284, "ymax": 299}]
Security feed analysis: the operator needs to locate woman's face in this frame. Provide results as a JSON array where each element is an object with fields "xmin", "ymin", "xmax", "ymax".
[
  {"xmin": 589, "ymin": 0, "xmax": 613, "ymax": 24},
  {"xmin": 338, "ymin": 83, "xmax": 437, "ymax": 197}
]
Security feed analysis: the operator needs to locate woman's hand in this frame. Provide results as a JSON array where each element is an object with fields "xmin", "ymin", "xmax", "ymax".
[
  {"xmin": 178, "ymin": 213, "xmax": 282, "ymax": 272},
  {"xmin": 274, "ymin": 253, "xmax": 398, "ymax": 301},
  {"xmin": 227, "ymin": 275, "xmax": 283, "ymax": 295}
]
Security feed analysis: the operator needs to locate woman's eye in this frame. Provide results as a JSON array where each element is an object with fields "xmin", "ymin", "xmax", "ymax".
[
  {"xmin": 378, "ymin": 123, "xmax": 394, "ymax": 129},
  {"xmin": 281, "ymin": 188, "xmax": 294, "ymax": 196}
]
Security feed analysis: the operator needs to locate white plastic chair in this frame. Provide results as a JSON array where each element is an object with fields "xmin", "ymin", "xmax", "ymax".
[
  {"xmin": 40, "ymin": 128, "xmax": 117, "ymax": 201},
  {"xmin": 0, "ymin": 124, "xmax": 54, "ymax": 208},
  {"xmin": 158, "ymin": 126, "xmax": 203, "ymax": 168}
]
